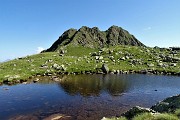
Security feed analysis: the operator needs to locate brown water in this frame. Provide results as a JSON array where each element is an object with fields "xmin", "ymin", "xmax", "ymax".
[{"xmin": 0, "ymin": 74, "xmax": 180, "ymax": 120}]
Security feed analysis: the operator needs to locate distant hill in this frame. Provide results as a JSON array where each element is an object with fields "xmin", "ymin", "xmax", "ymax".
[{"xmin": 45, "ymin": 25, "xmax": 145, "ymax": 52}]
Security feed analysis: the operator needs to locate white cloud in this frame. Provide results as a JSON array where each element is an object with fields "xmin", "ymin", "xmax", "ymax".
[
  {"xmin": 36, "ymin": 47, "xmax": 45, "ymax": 53},
  {"xmin": 143, "ymin": 27, "xmax": 152, "ymax": 31}
]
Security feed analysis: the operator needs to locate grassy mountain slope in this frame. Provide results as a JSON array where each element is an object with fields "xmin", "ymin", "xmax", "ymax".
[{"xmin": 0, "ymin": 45, "xmax": 180, "ymax": 83}]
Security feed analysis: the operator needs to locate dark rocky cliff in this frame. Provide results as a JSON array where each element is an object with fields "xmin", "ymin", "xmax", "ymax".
[{"xmin": 45, "ymin": 25, "xmax": 145, "ymax": 52}]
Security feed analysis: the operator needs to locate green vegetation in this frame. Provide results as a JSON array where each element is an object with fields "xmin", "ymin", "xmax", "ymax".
[
  {"xmin": 132, "ymin": 113, "xmax": 178, "ymax": 120},
  {"xmin": 1, "ymin": 25, "xmax": 179, "ymax": 84},
  {"xmin": 104, "ymin": 111, "xmax": 180, "ymax": 120},
  {"xmin": 102, "ymin": 116, "xmax": 127, "ymax": 120},
  {"xmin": 0, "ymin": 45, "xmax": 180, "ymax": 83}
]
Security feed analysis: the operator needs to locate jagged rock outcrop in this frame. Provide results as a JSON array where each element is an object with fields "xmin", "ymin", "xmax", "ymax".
[{"xmin": 45, "ymin": 25, "xmax": 145, "ymax": 52}]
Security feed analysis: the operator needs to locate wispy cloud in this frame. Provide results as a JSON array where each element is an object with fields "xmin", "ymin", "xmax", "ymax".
[
  {"xmin": 143, "ymin": 27, "xmax": 152, "ymax": 31},
  {"xmin": 36, "ymin": 47, "xmax": 45, "ymax": 53}
]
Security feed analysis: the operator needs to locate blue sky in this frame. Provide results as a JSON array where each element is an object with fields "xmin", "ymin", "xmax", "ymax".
[{"xmin": 0, "ymin": 0, "xmax": 180, "ymax": 61}]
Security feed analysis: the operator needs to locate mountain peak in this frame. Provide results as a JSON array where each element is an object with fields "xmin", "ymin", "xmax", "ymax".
[{"xmin": 45, "ymin": 25, "xmax": 145, "ymax": 52}]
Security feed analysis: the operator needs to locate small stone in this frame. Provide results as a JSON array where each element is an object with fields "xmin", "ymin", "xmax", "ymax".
[
  {"xmin": 22, "ymin": 82, "xmax": 27, "ymax": 84},
  {"xmin": 95, "ymin": 56, "xmax": 99, "ymax": 60},
  {"xmin": 148, "ymin": 63, "xmax": 154, "ymax": 67},
  {"xmin": 99, "ymin": 56, "xmax": 103, "ymax": 60},
  {"xmin": 101, "ymin": 64, "xmax": 109, "ymax": 74},
  {"xmin": 125, "ymin": 56, "xmax": 129, "ymax": 59},
  {"xmin": 3, "ymin": 87, "xmax": 9, "ymax": 90},
  {"xmin": 120, "ymin": 57, "xmax": 125, "ymax": 60},
  {"xmin": 170, "ymin": 63, "xmax": 177, "ymax": 67},
  {"xmin": 53, "ymin": 63, "xmax": 59, "ymax": 68},
  {"xmin": 157, "ymin": 63, "xmax": 163, "ymax": 67},
  {"xmin": 33, "ymin": 78, "xmax": 39, "ymax": 83}
]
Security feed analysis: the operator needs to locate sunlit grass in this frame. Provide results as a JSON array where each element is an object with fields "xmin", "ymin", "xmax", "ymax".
[{"xmin": 0, "ymin": 45, "xmax": 180, "ymax": 83}]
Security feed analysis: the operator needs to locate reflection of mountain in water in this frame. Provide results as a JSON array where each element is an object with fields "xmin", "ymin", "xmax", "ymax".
[{"xmin": 58, "ymin": 74, "xmax": 128, "ymax": 97}]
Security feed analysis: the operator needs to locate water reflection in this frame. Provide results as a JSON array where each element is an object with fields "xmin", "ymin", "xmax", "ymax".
[{"xmin": 58, "ymin": 74, "xmax": 128, "ymax": 96}]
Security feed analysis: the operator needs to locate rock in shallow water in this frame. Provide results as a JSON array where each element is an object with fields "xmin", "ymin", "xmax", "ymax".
[
  {"xmin": 43, "ymin": 113, "xmax": 72, "ymax": 120},
  {"xmin": 9, "ymin": 115, "xmax": 38, "ymax": 120}
]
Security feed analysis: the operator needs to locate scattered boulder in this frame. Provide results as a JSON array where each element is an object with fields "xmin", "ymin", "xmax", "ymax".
[
  {"xmin": 120, "ymin": 57, "xmax": 126, "ymax": 60},
  {"xmin": 125, "ymin": 56, "xmax": 129, "ymax": 59},
  {"xmin": 170, "ymin": 63, "xmax": 177, "ymax": 67},
  {"xmin": 40, "ymin": 64, "xmax": 48, "ymax": 69},
  {"xmin": 148, "ymin": 63, "xmax": 154, "ymax": 67},
  {"xmin": 95, "ymin": 56, "xmax": 99, "ymax": 60},
  {"xmin": 61, "ymin": 64, "xmax": 66, "ymax": 71},
  {"xmin": 91, "ymin": 52, "xmax": 98, "ymax": 56},
  {"xmin": 52, "ymin": 64, "xmax": 66, "ymax": 71},
  {"xmin": 53, "ymin": 63, "xmax": 59, "ymax": 69},
  {"xmin": 99, "ymin": 56, "xmax": 103, "ymax": 60},
  {"xmin": 101, "ymin": 64, "xmax": 109, "ymax": 74},
  {"xmin": 163, "ymin": 56, "xmax": 180, "ymax": 63},
  {"xmin": 33, "ymin": 78, "xmax": 39, "ymax": 83},
  {"xmin": 59, "ymin": 49, "xmax": 65, "ymax": 54},
  {"xmin": 157, "ymin": 63, "xmax": 164, "ymax": 67},
  {"xmin": 140, "ymin": 70, "xmax": 148, "ymax": 74}
]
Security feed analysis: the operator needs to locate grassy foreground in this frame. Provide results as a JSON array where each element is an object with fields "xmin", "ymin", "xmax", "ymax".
[
  {"xmin": 0, "ymin": 45, "xmax": 180, "ymax": 83},
  {"xmin": 103, "ymin": 109, "xmax": 180, "ymax": 120}
]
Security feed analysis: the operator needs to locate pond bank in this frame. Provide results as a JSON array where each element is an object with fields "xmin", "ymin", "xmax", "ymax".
[
  {"xmin": 1, "ymin": 69, "xmax": 180, "ymax": 86},
  {"xmin": 103, "ymin": 94, "xmax": 180, "ymax": 120}
]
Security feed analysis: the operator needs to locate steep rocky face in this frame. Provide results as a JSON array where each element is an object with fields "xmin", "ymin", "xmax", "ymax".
[
  {"xmin": 106, "ymin": 26, "xmax": 144, "ymax": 46},
  {"xmin": 45, "ymin": 25, "xmax": 145, "ymax": 52}
]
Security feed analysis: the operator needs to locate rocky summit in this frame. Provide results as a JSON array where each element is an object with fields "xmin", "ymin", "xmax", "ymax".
[{"xmin": 45, "ymin": 25, "xmax": 145, "ymax": 52}]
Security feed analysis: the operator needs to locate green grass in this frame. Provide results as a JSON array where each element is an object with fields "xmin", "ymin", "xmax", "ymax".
[
  {"xmin": 132, "ymin": 113, "xmax": 178, "ymax": 120},
  {"xmin": 105, "ymin": 112, "xmax": 179, "ymax": 120},
  {"xmin": 102, "ymin": 117, "xmax": 127, "ymax": 120},
  {"xmin": 0, "ymin": 45, "xmax": 180, "ymax": 83},
  {"xmin": 174, "ymin": 109, "xmax": 180, "ymax": 118}
]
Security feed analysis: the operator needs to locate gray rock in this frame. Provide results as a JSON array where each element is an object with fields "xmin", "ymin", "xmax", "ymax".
[
  {"xmin": 157, "ymin": 63, "xmax": 163, "ymax": 67},
  {"xmin": 116, "ymin": 70, "xmax": 120, "ymax": 74},
  {"xmin": 120, "ymin": 57, "xmax": 126, "ymax": 60},
  {"xmin": 148, "ymin": 63, "xmax": 154, "ymax": 67},
  {"xmin": 140, "ymin": 70, "xmax": 148, "ymax": 74},
  {"xmin": 61, "ymin": 64, "xmax": 66, "ymax": 71},
  {"xmin": 95, "ymin": 56, "xmax": 99, "ymax": 60},
  {"xmin": 125, "ymin": 56, "xmax": 129, "ymax": 59},
  {"xmin": 33, "ymin": 78, "xmax": 39, "ymax": 83},
  {"xmin": 56, "ymin": 66, "xmax": 62, "ymax": 70},
  {"xmin": 170, "ymin": 63, "xmax": 177, "ymax": 67},
  {"xmin": 101, "ymin": 64, "xmax": 109, "ymax": 74},
  {"xmin": 40, "ymin": 64, "xmax": 48, "ymax": 69},
  {"xmin": 91, "ymin": 52, "xmax": 98, "ymax": 56},
  {"xmin": 99, "ymin": 56, "xmax": 103, "ymax": 60},
  {"xmin": 122, "ymin": 106, "xmax": 156, "ymax": 119},
  {"xmin": 59, "ymin": 49, "xmax": 65, "ymax": 54},
  {"xmin": 151, "ymin": 94, "xmax": 180, "ymax": 113},
  {"xmin": 53, "ymin": 63, "xmax": 59, "ymax": 68}
]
